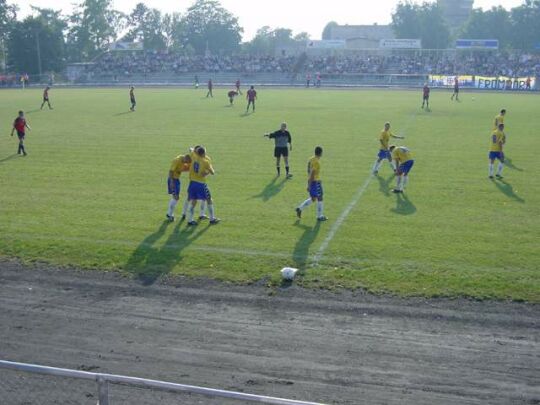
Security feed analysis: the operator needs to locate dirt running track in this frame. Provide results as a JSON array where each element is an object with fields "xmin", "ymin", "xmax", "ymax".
[{"xmin": 0, "ymin": 260, "xmax": 538, "ymax": 405}]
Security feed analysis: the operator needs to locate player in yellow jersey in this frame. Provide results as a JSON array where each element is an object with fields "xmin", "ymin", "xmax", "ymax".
[
  {"xmin": 186, "ymin": 146, "xmax": 220, "ymax": 226},
  {"xmin": 296, "ymin": 146, "xmax": 327, "ymax": 221},
  {"xmin": 389, "ymin": 145, "xmax": 414, "ymax": 193},
  {"xmin": 489, "ymin": 123, "xmax": 506, "ymax": 179},
  {"xmin": 181, "ymin": 145, "xmax": 211, "ymax": 220},
  {"xmin": 372, "ymin": 122, "xmax": 404, "ymax": 174},
  {"xmin": 166, "ymin": 154, "xmax": 191, "ymax": 221},
  {"xmin": 493, "ymin": 109, "xmax": 506, "ymax": 130}
]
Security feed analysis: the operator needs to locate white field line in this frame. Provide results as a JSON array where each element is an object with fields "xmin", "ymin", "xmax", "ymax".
[
  {"xmin": 311, "ymin": 176, "xmax": 373, "ymax": 265},
  {"xmin": 311, "ymin": 109, "xmax": 420, "ymax": 265}
]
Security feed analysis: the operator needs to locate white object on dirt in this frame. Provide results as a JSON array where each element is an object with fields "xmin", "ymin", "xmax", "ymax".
[{"xmin": 281, "ymin": 267, "xmax": 298, "ymax": 280}]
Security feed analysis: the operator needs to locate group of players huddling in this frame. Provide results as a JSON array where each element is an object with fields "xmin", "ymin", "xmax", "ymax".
[{"xmin": 11, "ymin": 80, "xmax": 509, "ymax": 224}]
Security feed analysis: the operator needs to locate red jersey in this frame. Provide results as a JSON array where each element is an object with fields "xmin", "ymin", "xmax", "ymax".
[
  {"xmin": 247, "ymin": 89, "xmax": 257, "ymax": 101},
  {"xmin": 423, "ymin": 86, "xmax": 430, "ymax": 97},
  {"xmin": 14, "ymin": 117, "xmax": 26, "ymax": 132}
]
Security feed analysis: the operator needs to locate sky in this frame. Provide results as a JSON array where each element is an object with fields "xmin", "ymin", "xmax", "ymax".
[{"xmin": 14, "ymin": 0, "xmax": 525, "ymax": 40}]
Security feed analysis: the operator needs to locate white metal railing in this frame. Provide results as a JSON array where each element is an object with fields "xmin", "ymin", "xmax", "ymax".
[{"xmin": 0, "ymin": 360, "xmax": 326, "ymax": 405}]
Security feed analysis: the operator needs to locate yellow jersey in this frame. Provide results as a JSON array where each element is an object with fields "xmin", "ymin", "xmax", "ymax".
[
  {"xmin": 392, "ymin": 146, "xmax": 413, "ymax": 164},
  {"xmin": 380, "ymin": 130, "xmax": 393, "ymax": 150},
  {"xmin": 490, "ymin": 130, "xmax": 506, "ymax": 152},
  {"xmin": 189, "ymin": 153, "xmax": 213, "ymax": 183},
  {"xmin": 169, "ymin": 155, "xmax": 189, "ymax": 179},
  {"xmin": 308, "ymin": 156, "xmax": 321, "ymax": 181},
  {"xmin": 494, "ymin": 114, "xmax": 505, "ymax": 129}
]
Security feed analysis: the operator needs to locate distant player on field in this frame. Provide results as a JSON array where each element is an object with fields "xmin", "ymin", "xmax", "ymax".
[
  {"xmin": 264, "ymin": 122, "xmax": 292, "ymax": 178},
  {"xmin": 246, "ymin": 85, "xmax": 257, "ymax": 112},
  {"xmin": 40, "ymin": 86, "xmax": 53, "ymax": 110},
  {"xmin": 450, "ymin": 76, "xmax": 459, "ymax": 101},
  {"xmin": 228, "ymin": 90, "xmax": 238, "ymax": 106},
  {"xmin": 206, "ymin": 79, "xmax": 213, "ymax": 98},
  {"xmin": 371, "ymin": 122, "xmax": 403, "ymax": 174},
  {"xmin": 295, "ymin": 146, "xmax": 327, "ymax": 221},
  {"xmin": 11, "ymin": 110, "xmax": 31, "ymax": 156},
  {"xmin": 489, "ymin": 123, "xmax": 506, "ymax": 179},
  {"xmin": 186, "ymin": 146, "xmax": 220, "ymax": 226},
  {"xmin": 194, "ymin": 75, "xmax": 199, "ymax": 89},
  {"xmin": 166, "ymin": 153, "xmax": 192, "ymax": 222},
  {"xmin": 494, "ymin": 109, "xmax": 506, "ymax": 130},
  {"xmin": 129, "ymin": 86, "xmax": 136, "ymax": 111},
  {"xmin": 235, "ymin": 79, "xmax": 242, "ymax": 94},
  {"xmin": 421, "ymin": 83, "xmax": 430, "ymax": 109},
  {"xmin": 389, "ymin": 145, "xmax": 414, "ymax": 193}
]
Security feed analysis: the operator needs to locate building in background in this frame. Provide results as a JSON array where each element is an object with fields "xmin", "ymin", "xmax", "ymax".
[{"xmin": 328, "ymin": 24, "xmax": 395, "ymax": 49}]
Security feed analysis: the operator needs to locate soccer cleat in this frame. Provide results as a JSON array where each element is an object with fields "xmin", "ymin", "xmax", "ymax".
[
  {"xmin": 199, "ymin": 215, "xmax": 208, "ymax": 220},
  {"xmin": 209, "ymin": 218, "xmax": 221, "ymax": 225},
  {"xmin": 317, "ymin": 215, "xmax": 328, "ymax": 221},
  {"xmin": 166, "ymin": 214, "xmax": 174, "ymax": 222},
  {"xmin": 372, "ymin": 170, "xmax": 378, "ymax": 175},
  {"xmin": 495, "ymin": 175, "xmax": 503, "ymax": 179},
  {"xmin": 286, "ymin": 174, "xmax": 293, "ymax": 179},
  {"xmin": 181, "ymin": 214, "xmax": 186, "ymax": 220},
  {"xmin": 295, "ymin": 207, "xmax": 302, "ymax": 219},
  {"xmin": 22, "ymin": 152, "xmax": 27, "ymax": 156},
  {"xmin": 187, "ymin": 221, "xmax": 198, "ymax": 226},
  {"xmin": 392, "ymin": 189, "xmax": 402, "ymax": 193},
  {"xmin": 489, "ymin": 176, "xmax": 494, "ymax": 179}
]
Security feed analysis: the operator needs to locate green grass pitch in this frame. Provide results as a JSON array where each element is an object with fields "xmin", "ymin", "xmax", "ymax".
[{"xmin": 0, "ymin": 87, "xmax": 538, "ymax": 301}]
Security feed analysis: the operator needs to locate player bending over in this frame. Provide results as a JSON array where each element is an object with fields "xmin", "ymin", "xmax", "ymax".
[
  {"xmin": 41, "ymin": 86, "xmax": 53, "ymax": 110},
  {"xmin": 494, "ymin": 109, "xmax": 506, "ymax": 130},
  {"xmin": 372, "ymin": 122, "xmax": 403, "ymax": 174},
  {"xmin": 295, "ymin": 146, "xmax": 327, "ymax": 221},
  {"xmin": 264, "ymin": 122, "xmax": 293, "ymax": 178},
  {"xmin": 11, "ymin": 110, "xmax": 31, "ymax": 156},
  {"xmin": 166, "ymin": 154, "xmax": 192, "ymax": 222},
  {"xmin": 489, "ymin": 123, "xmax": 506, "ymax": 179},
  {"xmin": 129, "ymin": 86, "xmax": 136, "ymax": 111},
  {"xmin": 389, "ymin": 145, "xmax": 414, "ymax": 193},
  {"xmin": 228, "ymin": 90, "xmax": 238, "ymax": 106},
  {"xmin": 186, "ymin": 147, "xmax": 220, "ymax": 226}
]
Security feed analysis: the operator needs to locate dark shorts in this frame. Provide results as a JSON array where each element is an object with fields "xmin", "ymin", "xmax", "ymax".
[
  {"xmin": 423, "ymin": 95, "xmax": 429, "ymax": 100},
  {"xmin": 398, "ymin": 160, "xmax": 414, "ymax": 175},
  {"xmin": 454, "ymin": 87, "xmax": 459, "ymax": 93},
  {"xmin": 274, "ymin": 147, "xmax": 288, "ymax": 158},
  {"xmin": 17, "ymin": 131, "xmax": 25, "ymax": 140},
  {"xmin": 247, "ymin": 99, "xmax": 255, "ymax": 104},
  {"xmin": 43, "ymin": 97, "xmax": 49, "ymax": 101},
  {"xmin": 131, "ymin": 98, "xmax": 136, "ymax": 104},
  {"xmin": 188, "ymin": 181, "xmax": 211, "ymax": 201}
]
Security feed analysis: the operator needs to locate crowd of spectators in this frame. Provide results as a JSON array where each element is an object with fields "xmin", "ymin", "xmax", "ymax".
[{"xmin": 88, "ymin": 50, "xmax": 540, "ymax": 78}]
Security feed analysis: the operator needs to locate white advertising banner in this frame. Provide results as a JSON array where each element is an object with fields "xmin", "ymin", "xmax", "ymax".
[{"xmin": 379, "ymin": 39, "xmax": 421, "ymax": 49}]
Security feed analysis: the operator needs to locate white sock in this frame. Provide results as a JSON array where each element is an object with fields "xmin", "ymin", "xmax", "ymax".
[
  {"xmin": 188, "ymin": 204, "xmax": 195, "ymax": 222},
  {"xmin": 208, "ymin": 204, "xmax": 215, "ymax": 220},
  {"xmin": 396, "ymin": 176, "xmax": 402, "ymax": 190},
  {"xmin": 372, "ymin": 160, "xmax": 380, "ymax": 172},
  {"xmin": 167, "ymin": 199, "xmax": 177, "ymax": 216},
  {"xmin": 497, "ymin": 162, "xmax": 504, "ymax": 175},
  {"xmin": 200, "ymin": 200, "xmax": 207, "ymax": 216},
  {"xmin": 299, "ymin": 199, "xmax": 312, "ymax": 211},
  {"xmin": 489, "ymin": 163, "xmax": 494, "ymax": 176},
  {"xmin": 317, "ymin": 201, "xmax": 324, "ymax": 217},
  {"xmin": 402, "ymin": 176, "xmax": 408, "ymax": 190},
  {"xmin": 182, "ymin": 199, "xmax": 190, "ymax": 215}
]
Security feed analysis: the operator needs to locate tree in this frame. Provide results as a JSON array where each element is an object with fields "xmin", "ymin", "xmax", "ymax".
[
  {"xmin": 321, "ymin": 21, "xmax": 338, "ymax": 40},
  {"xmin": 244, "ymin": 27, "xmax": 299, "ymax": 54},
  {"xmin": 67, "ymin": 0, "xmax": 125, "ymax": 61},
  {"xmin": 179, "ymin": 0, "xmax": 243, "ymax": 54},
  {"xmin": 510, "ymin": 0, "xmax": 540, "ymax": 50},
  {"xmin": 124, "ymin": 3, "xmax": 166, "ymax": 50},
  {"xmin": 8, "ymin": 11, "xmax": 65, "ymax": 74},
  {"xmin": 294, "ymin": 32, "xmax": 311, "ymax": 41},
  {"xmin": 460, "ymin": 7, "xmax": 511, "ymax": 48},
  {"xmin": 391, "ymin": 1, "xmax": 450, "ymax": 49},
  {"xmin": 0, "ymin": 0, "xmax": 17, "ymax": 71}
]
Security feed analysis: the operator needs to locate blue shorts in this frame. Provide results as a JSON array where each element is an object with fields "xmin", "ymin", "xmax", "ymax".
[
  {"xmin": 168, "ymin": 178, "xmax": 180, "ymax": 195},
  {"xmin": 188, "ymin": 181, "xmax": 211, "ymax": 201},
  {"xmin": 489, "ymin": 151, "xmax": 504, "ymax": 162},
  {"xmin": 309, "ymin": 181, "xmax": 323, "ymax": 199},
  {"xmin": 377, "ymin": 149, "xmax": 391, "ymax": 160},
  {"xmin": 398, "ymin": 160, "xmax": 414, "ymax": 175}
]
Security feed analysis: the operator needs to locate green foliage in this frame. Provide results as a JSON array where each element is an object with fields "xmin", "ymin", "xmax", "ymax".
[
  {"xmin": 392, "ymin": 1, "xmax": 450, "ymax": 49},
  {"xmin": 244, "ymin": 27, "xmax": 300, "ymax": 55},
  {"xmin": 321, "ymin": 21, "xmax": 338, "ymax": 40},
  {"xmin": 0, "ymin": 88, "xmax": 539, "ymax": 302},
  {"xmin": 460, "ymin": 7, "xmax": 511, "ymax": 47},
  {"xmin": 509, "ymin": 0, "xmax": 540, "ymax": 50},
  {"xmin": 123, "ymin": 3, "xmax": 166, "ymax": 50}
]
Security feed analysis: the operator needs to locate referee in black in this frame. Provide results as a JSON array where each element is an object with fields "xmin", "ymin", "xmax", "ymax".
[{"xmin": 264, "ymin": 122, "xmax": 292, "ymax": 178}]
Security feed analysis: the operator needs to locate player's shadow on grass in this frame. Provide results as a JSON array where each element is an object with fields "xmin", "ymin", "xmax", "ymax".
[
  {"xmin": 113, "ymin": 111, "xmax": 132, "ymax": 117},
  {"xmin": 391, "ymin": 193, "xmax": 416, "ymax": 215},
  {"xmin": 125, "ymin": 220, "xmax": 210, "ymax": 285},
  {"xmin": 292, "ymin": 220, "xmax": 322, "ymax": 272},
  {"xmin": 240, "ymin": 111, "xmax": 252, "ymax": 117},
  {"xmin": 250, "ymin": 177, "xmax": 287, "ymax": 202},
  {"xmin": 493, "ymin": 179, "xmax": 525, "ymax": 203},
  {"xmin": 504, "ymin": 157, "xmax": 524, "ymax": 172},
  {"xmin": 376, "ymin": 173, "xmax": 395, "ymax": 197},
  {"xmin": 0, "ymin": 154, "xmax": 18, "ymax": 164},
  {"xmin": 25, "ymin": 109, "xmax": 41, "ymax": 114}
]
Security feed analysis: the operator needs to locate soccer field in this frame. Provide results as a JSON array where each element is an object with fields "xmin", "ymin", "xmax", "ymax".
[{"xmin": 0, "ymin": 87, "xmax": 538, "ymax": 301}]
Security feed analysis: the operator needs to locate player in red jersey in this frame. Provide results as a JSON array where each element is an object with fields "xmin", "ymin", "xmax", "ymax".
[
  {"xmin": 11, "ymin": 110, "xmax": 31, "ymax": 156},
  {"xmin": 421, "ymin": 83, "xmax": 430, "ymax": 110},
  {"xmin": 246, "ymin": 86, "xmax": 257, "ymax": 113},
  {"xmin": 129, "ymin": 86, "xmax": 136, "ymax": 111},
  {"xmin": 40, "ymin": 86, "xmax": 53, "ymax": 110},
  {"xmin": 206, "ymin": 79, "xmax": 213, "ymax": 98},
  {"xmin": 235, "ymin": 79, "xmax": 242, "ymax": 94},
  {"xmin": 228, "ymin": 90, "xmax": 238, "ymax": 105},
  {"xmin": 451, "ymin": 76, "xmax": 459, "ymax": 101}
]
